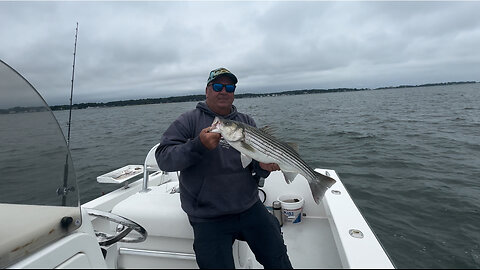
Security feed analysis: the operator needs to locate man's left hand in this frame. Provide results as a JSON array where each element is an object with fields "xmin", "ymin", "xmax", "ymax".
[{"xmin": 259, "ymin": 162, "xmax": 280, "ymax": 172}]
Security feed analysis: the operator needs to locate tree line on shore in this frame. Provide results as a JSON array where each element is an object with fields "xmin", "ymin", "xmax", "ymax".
[
  {"xmin": 49, "ymin": 88, "xmax": 365, "ymax": 111},
  {"xmin": 49, "ymin": 81, "xmax": 477, "ymax": 111},
  {"xmin": 1, "ymin": 81, "xmax": 475, "ymax": 114}
]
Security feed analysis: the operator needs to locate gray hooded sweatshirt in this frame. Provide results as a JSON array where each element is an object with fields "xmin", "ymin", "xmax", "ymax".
[{"xmin": 156, "ymin": 102, "xmax": 270, "ymax": 221}]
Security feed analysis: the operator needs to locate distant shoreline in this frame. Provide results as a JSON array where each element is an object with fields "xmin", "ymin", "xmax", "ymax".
[{"xmin": 43, "ymin": 80, "xmax": 476, "ymax": 111}]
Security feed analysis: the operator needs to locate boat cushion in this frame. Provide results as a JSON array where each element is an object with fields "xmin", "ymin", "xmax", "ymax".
[{"xmin": 111, "ymin": 186, "xmax": 193, "ymax": 239}]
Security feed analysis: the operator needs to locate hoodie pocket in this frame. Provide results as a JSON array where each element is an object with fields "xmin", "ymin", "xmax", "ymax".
[{"xmin": 195, "ymin": 171, "xmax": 257, "ymax": 217}]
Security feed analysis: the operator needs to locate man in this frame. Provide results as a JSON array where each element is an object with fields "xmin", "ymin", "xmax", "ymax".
[{"xmin": 156, "ymin": 67, "xmax": 293, "ymax": 269}]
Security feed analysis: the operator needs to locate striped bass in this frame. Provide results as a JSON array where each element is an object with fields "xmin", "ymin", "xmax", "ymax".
[{"xmin": 210, "ymin": 117, "xmax": 336, "ymax": 204}]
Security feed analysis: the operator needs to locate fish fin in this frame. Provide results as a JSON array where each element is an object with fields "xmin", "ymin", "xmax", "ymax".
[
  {"xmin": 240, "ymin": 153, "xmax": 253, "ymax": 168},
  {"xmin": 281, "ymin": 171, "xmax": 298, "ymax": 184},
  {"xmin": 308, "ymin": 171, "xmax": 337, "ymax": 204},
  {"xmin": 285, "ymin": 142, "xmax": 299, "ymax": 153},
  {"xmin": 259, "ymin": 125, "xmax": 278, "ymax": 136},
  {"xmin": 240, "ymin": 141, "xmax": 256, "ymax": 153}
]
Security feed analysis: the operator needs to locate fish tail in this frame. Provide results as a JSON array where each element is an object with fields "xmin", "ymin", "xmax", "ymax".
[{"xmin": 309, "ymin": 171, "xmax": 336, "ymax": 204}]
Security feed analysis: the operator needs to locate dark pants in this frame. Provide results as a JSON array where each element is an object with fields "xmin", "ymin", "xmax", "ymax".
[{"xmin": 190, "ymin": 200, "xmax": 293, "ymax": 269}]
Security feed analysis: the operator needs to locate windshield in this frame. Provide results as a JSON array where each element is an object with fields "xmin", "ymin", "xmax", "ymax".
[{"xmin": 0, "ymin": 60, "xmax": 81, "ymax": 267}]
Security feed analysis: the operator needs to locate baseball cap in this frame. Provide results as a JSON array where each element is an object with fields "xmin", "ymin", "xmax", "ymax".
[{"xmin": 207, "ymin": 67, "xmax": 238, "ymax": 85}]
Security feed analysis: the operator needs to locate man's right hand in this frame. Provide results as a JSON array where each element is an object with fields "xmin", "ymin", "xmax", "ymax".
[{"xmin": 199, "ymin": 126, "xmax": 221, "ymax": 150}]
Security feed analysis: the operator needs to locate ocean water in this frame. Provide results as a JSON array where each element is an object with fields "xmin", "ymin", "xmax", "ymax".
[{"xmin": 54, "ymin": 83, "xmax": 480, "ymax": 269}]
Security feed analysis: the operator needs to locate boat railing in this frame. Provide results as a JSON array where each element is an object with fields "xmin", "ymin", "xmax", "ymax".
[{"xmin": 141, "ymin": 143, "xmax": 161, "ymax": 192}]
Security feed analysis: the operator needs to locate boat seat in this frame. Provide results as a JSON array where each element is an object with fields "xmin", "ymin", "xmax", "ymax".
[
  {"xmin": 111, "ymin": 185, "xmax": 193, "ymax": 240},
  {"xmin": 112, "ymin": 143, "xmax": 192, "ymax": 240}
]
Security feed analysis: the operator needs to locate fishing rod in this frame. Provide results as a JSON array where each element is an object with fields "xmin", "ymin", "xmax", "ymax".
[
  {"xmin": 67, "ymin": 22, "xmax": 78, "ymax": 147},
  {"xmin": 59, "ymin": 22, "xmax": 78, "ymax": 206}
]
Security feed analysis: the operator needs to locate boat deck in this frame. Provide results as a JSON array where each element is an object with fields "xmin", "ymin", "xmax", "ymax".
[
  {"xmin": 81, "ymin": 168, "xmax": 393, "ymax": 269},
  {"xmin": 7, "ymin": 168, "xmax": 394, "ymax": 269},
  {"xmin": 93, "ymin": 170, "xmax": 346, "ymax": 269},
  {"xmin": 282, "ymin": 217, "xmax": 342, "ymax": 268}
]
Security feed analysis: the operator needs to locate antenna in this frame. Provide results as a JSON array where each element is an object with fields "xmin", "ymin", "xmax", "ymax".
[{"xmin": 59, "ymin": 22, "xmax": 79, "ymax": 206}]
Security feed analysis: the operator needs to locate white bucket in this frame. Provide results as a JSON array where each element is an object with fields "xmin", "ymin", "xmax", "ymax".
[{"xmin": 277, "ymin": 194, "xmax": 305, "ymax": 224}]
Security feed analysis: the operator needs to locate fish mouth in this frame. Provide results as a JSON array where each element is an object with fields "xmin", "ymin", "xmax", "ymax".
[{"xmin": 210, "ymin": 117, "xmax": 222, "ymax": 133}]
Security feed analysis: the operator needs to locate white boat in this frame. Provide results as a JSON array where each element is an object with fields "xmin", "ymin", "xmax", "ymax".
[{"xmin": 0, "ymin": 60, "xmax": 394, "ymax": 269}]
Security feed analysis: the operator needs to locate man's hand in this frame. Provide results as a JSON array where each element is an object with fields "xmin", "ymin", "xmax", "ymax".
[
  {"xmin": 259, "ymin": 162, "xmax": 280, "ymax": 172},
  {"xmin": 199, "ymin": 126, "xmax": 221, "ymax": 150}
]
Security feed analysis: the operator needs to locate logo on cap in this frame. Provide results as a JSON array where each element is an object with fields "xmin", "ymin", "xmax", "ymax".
[{"xmin": 207, "ymin": 67, "xmax": 238, "ymax": 84}]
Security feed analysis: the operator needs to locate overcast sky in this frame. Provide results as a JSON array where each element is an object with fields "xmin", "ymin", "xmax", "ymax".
[{"xmin": 1, "ymin": 1, "xmax": 479, "ymax": 105}]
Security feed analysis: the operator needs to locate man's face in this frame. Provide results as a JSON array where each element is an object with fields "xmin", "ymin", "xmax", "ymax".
[{"xmin": 205, "ymin": 75, "xmax": 235, "ymax": 115}]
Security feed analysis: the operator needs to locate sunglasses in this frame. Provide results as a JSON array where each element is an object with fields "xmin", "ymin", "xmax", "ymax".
[{"xmin": 211, "ymin": 83, "xmax": 236, "ymax": 93}]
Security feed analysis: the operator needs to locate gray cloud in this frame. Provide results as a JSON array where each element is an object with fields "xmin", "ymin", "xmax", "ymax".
[{"xmin": 1, "ymin": 1, "xmax": 479, "ymax": 105}]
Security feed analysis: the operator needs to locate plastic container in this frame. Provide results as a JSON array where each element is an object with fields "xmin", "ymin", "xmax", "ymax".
[{"xmin": 277, "ymin": 194, "xmax": 305, "ymax": 224}]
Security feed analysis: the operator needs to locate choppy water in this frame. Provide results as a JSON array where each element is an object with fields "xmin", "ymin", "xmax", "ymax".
[{"xmin": 54, "ymin": 83, "xmax": 480, "ymax": 269}]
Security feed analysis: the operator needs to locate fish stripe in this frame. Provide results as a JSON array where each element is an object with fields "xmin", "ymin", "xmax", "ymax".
[
  {"xmin": 243, "ymin": 125, "xmax": 316, "ymax": 180},
  {"xmin": 246, "ymin": 130, "xmax": 301, "ymax": 168},
  {"xmin": 246, "ymin": 126, "xmax": 307, "ymax": 165},
  {"xmin": 247, "ymin": 127, "xmax": 300, "ymax": 159},
  {"xmin": 247, "ymin": 126, "xmax": 301, "ymax": 158}
]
